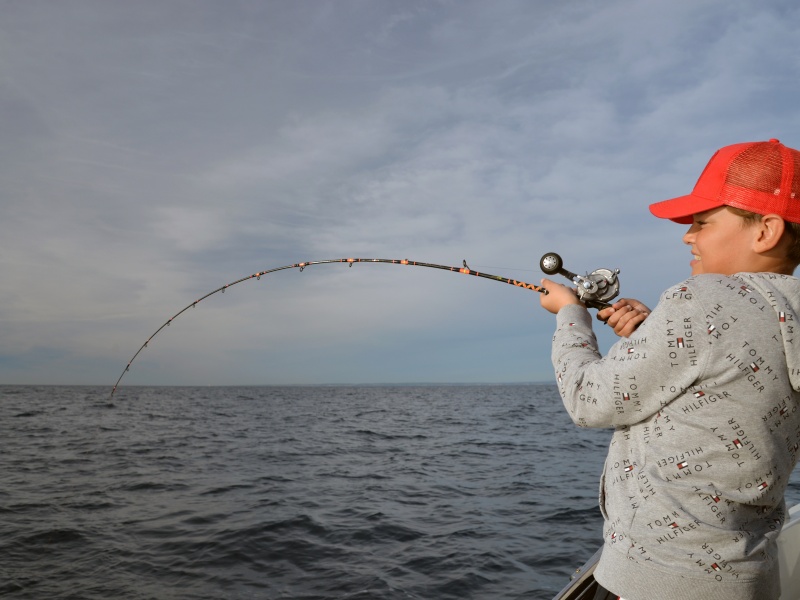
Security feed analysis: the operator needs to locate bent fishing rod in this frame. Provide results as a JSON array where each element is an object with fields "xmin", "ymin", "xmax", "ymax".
[{"xmin": 110, "ymin": 253, "xmax": 620, "ymax": 398}]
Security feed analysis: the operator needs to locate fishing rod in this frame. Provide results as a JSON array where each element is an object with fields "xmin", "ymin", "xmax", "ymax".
[{"xmin": 110, "ymin": 254, "xmax": 620, "ymax": 398}]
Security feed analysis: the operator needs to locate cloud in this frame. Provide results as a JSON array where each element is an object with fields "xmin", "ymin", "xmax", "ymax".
[{"xmin": 1, "ymin": 0, "xmax": 799, "ymax": 385}]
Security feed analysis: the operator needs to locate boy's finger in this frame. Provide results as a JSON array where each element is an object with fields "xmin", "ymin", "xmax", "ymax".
[{"xmin": 596, "ymin": 306, "xmax": 615, "ymax": 323}]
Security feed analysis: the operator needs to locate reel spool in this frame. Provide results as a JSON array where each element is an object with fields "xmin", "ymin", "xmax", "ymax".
[{"xmin": 540, "ymin": 252, "xmax": 620, "ymax": 310}]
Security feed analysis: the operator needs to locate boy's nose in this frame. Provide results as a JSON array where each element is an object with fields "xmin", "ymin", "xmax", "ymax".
[{"xmin": 682, "ymin": 224, "xmax": 697, "ymax": 245}]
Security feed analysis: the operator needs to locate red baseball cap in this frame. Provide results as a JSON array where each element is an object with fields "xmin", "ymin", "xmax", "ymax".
[{"xmin": 649, "ymin": 139, "xmax": 800, "ymax": 224}]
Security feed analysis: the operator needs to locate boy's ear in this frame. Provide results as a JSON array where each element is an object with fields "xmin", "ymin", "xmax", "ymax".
[{"xmin": 752, "ymin": 214, "xmax": 786, "ymax": 253}]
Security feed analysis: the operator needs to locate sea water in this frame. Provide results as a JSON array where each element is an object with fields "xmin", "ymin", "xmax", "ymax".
[{"xmin": 2, "ymin": 384, "xmax": 799, "ymax": 599}]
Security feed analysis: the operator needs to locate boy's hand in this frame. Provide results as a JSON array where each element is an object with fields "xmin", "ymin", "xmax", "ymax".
[
  {"xmin": 539, "ymin": 278, "xmax": 583, "ymax": 314},
  {"xmin": 597, "ymin": 299, "xmax": 650, "ymax": 338}
]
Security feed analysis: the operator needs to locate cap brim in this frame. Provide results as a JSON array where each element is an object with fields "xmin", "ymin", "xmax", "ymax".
[{"xmin": 648, "ymin": 194, "xmax": 724, "ymax": 224}]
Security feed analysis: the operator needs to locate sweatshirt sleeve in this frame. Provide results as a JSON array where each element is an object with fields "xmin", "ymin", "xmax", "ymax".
[{"xmin": 551, "ymin": 282, "xmax": 709, "ymax": 428}]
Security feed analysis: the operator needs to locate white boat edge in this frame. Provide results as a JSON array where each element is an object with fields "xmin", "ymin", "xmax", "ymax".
[{"xmin": 552, "ymin": 501, "xmax": 800, "ymax": 600}]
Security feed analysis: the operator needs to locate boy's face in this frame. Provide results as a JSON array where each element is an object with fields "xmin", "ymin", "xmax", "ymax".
[{"xmin": 682, "ymin": 207, "xmax": 758, "ymax": 276}]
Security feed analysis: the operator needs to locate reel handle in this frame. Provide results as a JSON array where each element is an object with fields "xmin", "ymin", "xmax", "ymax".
[{"xmin": 539, "ymin": 252, "xmax": 578, "ymax": 281}]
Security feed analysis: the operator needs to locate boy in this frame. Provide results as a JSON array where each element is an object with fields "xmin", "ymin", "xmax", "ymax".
[{"xmin": 540, "ymin": 139, "xmax": 800, "ymax": 600}]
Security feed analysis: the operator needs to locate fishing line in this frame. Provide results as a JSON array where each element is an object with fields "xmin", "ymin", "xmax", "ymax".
[{"xmin": 109, "ymin": 257, "xmax": 548, "ymax": 398}]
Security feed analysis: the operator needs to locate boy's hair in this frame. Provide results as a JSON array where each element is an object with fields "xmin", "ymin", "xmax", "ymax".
[
  {"xmin": 728, "ymin": 206, "xmax": 800, "ymax": 266},
  {"xmin": 649, "ymin": 139, "xmax": 800, "ymax": 226}
]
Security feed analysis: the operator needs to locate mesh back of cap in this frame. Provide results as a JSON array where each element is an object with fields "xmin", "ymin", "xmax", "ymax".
[{"xmin": 722, "ymin": 143, "xmax": 800, "ymax": 221}]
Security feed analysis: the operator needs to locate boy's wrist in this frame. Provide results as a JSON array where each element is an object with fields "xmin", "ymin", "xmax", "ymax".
[{"xmin": 556, "ymin": 303, "xmax": 591, "ymax": 322}]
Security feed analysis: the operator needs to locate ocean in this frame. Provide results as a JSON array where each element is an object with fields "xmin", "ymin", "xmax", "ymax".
[{"xmin": 2, "ymin": 384, "xmax": 799, "ymax": 600}]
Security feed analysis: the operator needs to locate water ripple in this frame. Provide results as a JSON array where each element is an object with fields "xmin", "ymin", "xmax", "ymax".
[{"xmin": 4, "ymin": 384, "xmax": 796, "ymax": 599}]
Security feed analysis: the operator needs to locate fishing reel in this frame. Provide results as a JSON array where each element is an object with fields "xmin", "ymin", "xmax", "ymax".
[{"xmin": 540, "ymin": 252, "xmax": 620, "ymax": 310}]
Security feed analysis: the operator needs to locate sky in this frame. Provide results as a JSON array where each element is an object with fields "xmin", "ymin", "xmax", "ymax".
[{"xmin": 2, "ymin": 0, "xmax": 800, "ymax": 389}]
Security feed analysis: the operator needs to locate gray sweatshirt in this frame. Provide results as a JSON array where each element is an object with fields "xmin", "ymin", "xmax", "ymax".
[{"xmin": 551, "ymin": 273, "xmax": 800, "ymax": 600}]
